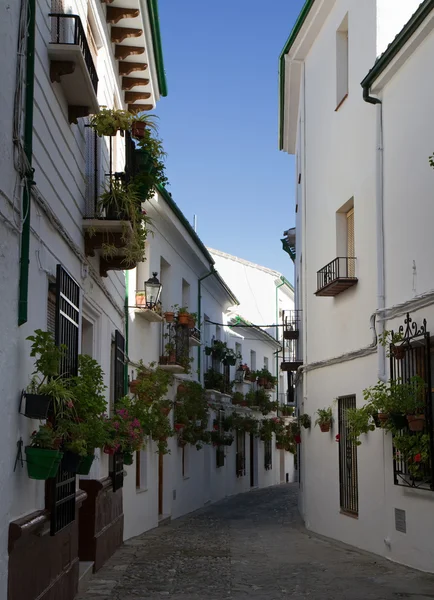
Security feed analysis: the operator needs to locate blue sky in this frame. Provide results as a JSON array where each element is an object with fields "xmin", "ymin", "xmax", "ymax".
[{"xmin": 155, "ymin": 0, "xmax": 305, "ymax": 282}]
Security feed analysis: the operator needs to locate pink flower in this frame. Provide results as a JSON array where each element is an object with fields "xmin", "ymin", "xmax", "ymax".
[
  {"xmin": 414, "ymin": 453, "xmax": 422, "ymax": 463},
  {"xmin": 67, "ymin": 400, "xmax": 74, "ymax": 408},
  {"xmin": 114, "ymin": 422, "xmax": 120, "ymax": 430},
  {"xmin": 132, "ymin": 418, "xmax": 140, "ymax": 428},
  {"xmin": 335, "ymin": 434, "xmax": 340, "ymax": 442}
]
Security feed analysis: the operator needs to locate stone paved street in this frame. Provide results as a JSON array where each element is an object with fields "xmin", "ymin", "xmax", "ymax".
[{"xmin": 78, "ymin": 484, "xmax": 434, "ymax": 600}]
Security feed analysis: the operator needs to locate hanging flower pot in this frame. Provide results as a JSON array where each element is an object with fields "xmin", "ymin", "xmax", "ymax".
[
  {"xmin": 407, "ymin": 414, "xmax": 425, "ymax": 432},
  {"xmin": 258, "ymin": 377, "xmax": 266, "ymax": 387},
  {"xmin": 164, "ymin": 312, "xmax": 175, "ymax": 322},
  {"xmin": 389, "ymin": 413, "xmax": 408, "ymax": 430},
  {"xmin": 178, "ymin": 313, "xmax": 189, "ymax": 325},
  {"xmin": 22, "ymin": 392, "xmax": 52, "ymax": 419},
  {"xmin": 177, "ymin": 383, "xmax": 187, "ymax": 394},
  {"xmin": 25, "ymin": 447, "xmax": 63, "ymax": 480},
  {"xmin": 123, "ymin": 451, "xmax": 134, "ymax": 465},
  {"xmin": 104, "ymin": 445, "xmax": 118, "ymax": 456},
  {"xmin": 131, "ymin": 120, "xmax": 146, "ymax": 139},
  {"xmin": 319, "ymin": 422, "xmax": 331, "ymax": 433},
  {"xmin": 205, "ymin": 347, "xmax": 212, "ymax": 356},
  {"xmin": 135, "ymin": 293, "xmax": 147, "ymax": 307},
  {"xmin": 174, "ymin": 423, "xmax": 185, "ymax": 431},
  {"xmin": 378, "ymin": 413, "xmax": 389, "ymax": 427},
  {"xmin": 77, "ymin": 454, "xmax": 95, "ymax": 476},
  {"xmin": 61, "ymin": 450, "xmax": 82, "ymax": 473},
  {"xmin": 129, "ymin": 379, "xmax": 140, "ymax": 394},
  {"xmin": 160, "ymin": 406, "xmax": 171, "ymax": 416}
]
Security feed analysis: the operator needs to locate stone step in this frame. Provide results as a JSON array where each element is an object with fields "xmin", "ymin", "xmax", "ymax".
[{"xmin": 78, "ymin": 561, "xmax": 94, "ymax": 593}]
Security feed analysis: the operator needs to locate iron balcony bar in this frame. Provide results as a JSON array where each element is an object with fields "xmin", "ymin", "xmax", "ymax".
[{"xmin": 49, "ymin": 13, "xmax": 98, "ymax": 94}]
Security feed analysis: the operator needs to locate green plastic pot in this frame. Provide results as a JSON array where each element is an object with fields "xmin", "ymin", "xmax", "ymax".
[
  {"xmin": 77, "ymin": 454, "xmax": 95, "ymax": 476},
  {"xmin": 25, "ymin": 447, "xmax": 63, "ymax": 480}
]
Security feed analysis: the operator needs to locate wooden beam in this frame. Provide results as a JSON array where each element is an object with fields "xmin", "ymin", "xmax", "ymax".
[
  {"xmin": 50, "ymin": 60, "xmax": 75, "ymax": 83},
  {"xmin": 111, "ymin": 27, "xmax": 143, "ymax": 44},
  {"xmin": 125, "ymin": 92, "xmax": 151, "ymax": 103},
  {"xmin": 106, "ymin": 7, "xmax": 139, "ymax": 24},
  {"xmin": 119, "ymin": 61, "xmax": 147, "ymax": 76},
  {"xmin": 128, "ymin": 104, "xmax": 153, "ymax": 113},
  {"xmin": 115, "ymin": 45, "xmax": 145, "ymax": 60},
  {"xmin": 122, "ymin": 77, "xmax": 150, "ymax": 90}
]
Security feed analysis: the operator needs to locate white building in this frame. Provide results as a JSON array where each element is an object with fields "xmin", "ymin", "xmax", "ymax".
[
  {"xmin": 124, "ymin": 190, "xmax": 295, "ymax": 539},
  {"xmin": 0, "ymin": 0, "xmax": 166, "ymax": 598},
  {"xmin": 280, "ymin": 0, "xmax": 434, "ymax": 574}
]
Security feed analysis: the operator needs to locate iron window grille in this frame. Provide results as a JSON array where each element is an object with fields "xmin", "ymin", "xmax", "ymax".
[
  {"xmin": 216, "ymin": 410, "xmax": 225, "ymax": 468},
  {"xmin": 49, "ymin": 13, "xmax": 98, "ymax": 94},
  {"xmin": 49, "ymin": 265, "xmax": 80, "ymax": 535},
  {"xmin": 236, "ymin": 430, "xmax": 246, "ymax": 477},
  {"xmin": 161, "ymin": 322, "xmax": 190, "ymax": 369},
  {"xmin": 338, "ymin": 395, "xmax": 359, "ymax": 516},
  {"xmin": 264, "ymin": 439, "xmax": 272, "ymax": 470},
  {"xmin": 390, "ymin": 313, "xmax": 433, "ymax": 491},
  {"xmin": 111, "ymin": 330, "xmax": 126, "ymax": 491}
]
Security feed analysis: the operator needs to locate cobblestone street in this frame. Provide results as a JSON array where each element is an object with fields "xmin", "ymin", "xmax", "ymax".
[{"xmin": 78, "ymin": 484, "xmax": 434, "ymax": 600}]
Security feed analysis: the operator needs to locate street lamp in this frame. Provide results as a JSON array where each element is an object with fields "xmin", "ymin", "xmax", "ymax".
[{"xmin": 144, "ymin": 272, "xmax": 162, "ymax": 309}]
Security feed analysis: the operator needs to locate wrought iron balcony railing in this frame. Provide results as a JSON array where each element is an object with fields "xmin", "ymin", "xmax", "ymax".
[
  {"xmin": 283, "ymin": 310, "xmax": 301, "ymax": 340},
  {"xmin": 49, "ymin": 13, "xmax": 98, "ymax": 94},
  {"xmin": 316, "ymin": 257, "xmax": 357, "ymax": 297}
]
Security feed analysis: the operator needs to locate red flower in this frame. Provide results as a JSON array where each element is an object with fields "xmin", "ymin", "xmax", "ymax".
[
  {"xmin": 213, "ymin": 424, "xmax": 218, "ymax": 430},
  {"xmin": 294, "ymin": 434, "xmax": 301, "ymax": 444},
  {"xmin": 414, "ymin": 453, "xmax": 422, "ymax": 463},
  {"xmin": 174, "ymin": 423, "xmax": 185, "ymax": 431},
  {"xmin": 335, "ymin": 434, "xmax": 340, "ymax": 442}
]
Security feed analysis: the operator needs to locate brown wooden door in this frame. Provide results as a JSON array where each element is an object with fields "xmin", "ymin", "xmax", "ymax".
[{"xmin": 158, "ymin": 453, "xmax": 163, "ymax": 515}]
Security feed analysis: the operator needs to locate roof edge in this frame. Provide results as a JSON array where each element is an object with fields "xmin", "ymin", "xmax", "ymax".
[
  {"xmin": 361, "ymin": 0, "xmax": 434, "ymax": 90},
  {"xmin": 212, "ymin": 270, "xmax": 239, "ymax": 306},
  {"xmin": 229, "ymin": 317, "xmax": 281, "ymax": 349},
  {"xmin": 278, "ymin": 0, "xmax": 316, "ymax": 151},
  {"xmin": 156, "ymin": 184, "xmax": 215, "ymax": 266},
  {"xmin": 146, "ymin": 0, "xmax": 168, "ymax": 97}
]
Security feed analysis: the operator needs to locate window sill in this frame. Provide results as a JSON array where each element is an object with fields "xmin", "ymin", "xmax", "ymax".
[
  {"xmin": 335, "ymin": 93, "xmax": 348, "ymax": 112},
  {"xmin": 340, "ymin": 509, "xmax": 358, "ymax": 519},
  {"xmin": 183, "ymin": 475, "xmax": 190, "ymax": 481},
  {"xmin": 136, "ymin": 487, "xmax": 148, "ymax": 494}
]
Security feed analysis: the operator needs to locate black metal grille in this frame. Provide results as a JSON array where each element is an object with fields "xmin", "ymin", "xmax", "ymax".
[
  {"xmin": 160, "ymin": 322, "xmax": 190, "ymax": 369},
  {"xmin": 51, "ymin": 265, "xmax": 80, "ymax": 535},
  {"xmin": 264, "ymin": 439, "xmax": 272, "ymax": 470},
  {"xmin": 85, "ymin": 125, "xmax": 100, "ymax": 217},
  {"xmin": 317, "ymin": 257, "xmax": 357, "ymax": 292},
  {"xmin": 236, "ymin": 430, "xmax": 246, "ymax": 477},
  {"xmin": 283, "ymin": 310, "xmax": 301, "ymax": 340},
  {"xmin": 390, "ymin": 313, "xmax": 433, "ymax": 490},
  {"xmin": 338, "ymin": 395, "xmax": 358, "ymax": 515},
  {"xmin": 114, "ymin": 330, "xmax": 126, "ymax": 405},
  {"xmin": 49, "ymin": 468, "xmax": 76, "ymax": 536},
  {"xmin": 110, "ymin": 452, "xmax": 124, "ymax": 492},
  {"xmin": 49, "ymin": 13, "xmax": 98, "ymax": 93}
]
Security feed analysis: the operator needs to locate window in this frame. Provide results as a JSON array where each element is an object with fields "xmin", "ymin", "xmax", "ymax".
[
  {"xmin": 47, "ymin": 265, "xmax": 81, "ymax": 536},
  {"xmin": 216, "ymin": 410, "xmax": 225, "ymax": 468},
  {"xmin": 250, "ymin": 350, "xmax": 256, "ymax": 372},
  {"xmin": 336, "ymin": 199, "xmax": 355, "ymax": 278},
  {"xmin": 182, "ymin": 279, "xmax": 190, "ymax": 309},
  {"xmin": 346, "ymin": 208, "xmax": 355, "ymax": 275},
  {"xmin": 111, "ymin": 330, "xmax": 126, "ymax": 491},
  {"xmin": 264, "ymin": 439, "xmax": 272, "ymax": 470},
  {"xmin": 336, "ymin": 14, "xmax": 349, "ymax": 108},
  {"xmin": 236, "ymin": 430, "xmax": 246, "ymax": 477},
  {"xmin": 136, "ymin": 448, "xmax": 148, "ymax": 490},
  {"xmin": 264, "ymin": 357, "xmax": 269, "ymax": 371},
  {"xmin": 338, "ymin": 395, "xmax": 358, "ymax": 516}
]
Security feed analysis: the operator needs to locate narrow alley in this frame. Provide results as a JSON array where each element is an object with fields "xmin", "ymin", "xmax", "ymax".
[{"xmin": 78, "ymin": 484, "xmax": 434, "ymax": 600}]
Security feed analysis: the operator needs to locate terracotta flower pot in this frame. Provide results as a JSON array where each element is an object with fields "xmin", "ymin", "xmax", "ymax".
[
  {"xmin": 319, "ymin": 423, "xmax": 331, "ymax": 433},
  {"xmin": 378, "ymin": 412, "xmax": 389, "ymax": 427},
  {"xmin": 177, "ymin": 383, "xmax": 187, "ymax": 394},
  {"xmin": 276, "ymin": 443, "xmax": 284, "ymax": 450},
  {"xmin": 131, "ymin": 120, "xmax": 146, "ymax": 139},
  {"xmin": 164, "ymin": 312, "xmax": 175, "ymax": 322},
  {"xmin": 188, "ymin": 317, "xmax": 195, "ymax": 329},
  {"xmin": 129, "ymin": 379, "xmax": 140, "ymax": 394},
  {"xmin": 407, "ymin": 414, "xmax": 425, "ymax": 432},
  {"xmin": 160, "ymin": 406, "xmax": 171, "ymax": 416},
  {"xmin": 258, "ymin": 378, "xmax": 266, "ymax": 387},
  {"xmin": 178, "ymin": 313, "xmax": 189, "ymax": 325},
  {"xmin": 169, "ymin": 352, "xmax": 176, "ymax": 364},
  {"xmin": 135, "ymin": 294, "xmax": 146, "ymax": 306},
  {"xmin": 392, "ymin": 346, "xmax": 406, "ymax": 360}
]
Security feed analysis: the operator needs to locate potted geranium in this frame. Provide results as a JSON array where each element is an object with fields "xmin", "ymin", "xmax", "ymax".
[
  {"xmin": 135, "ymin": 291, "xmax": 147, "ymax": 307},
  {"xmin": 315, "ymin": 407, "xmax": 333, "ymax": 432},
  {"xmin": 25, "ymin": 423, "xmax": 63, "ymax": 480},
  {"xmin": 89, "ymin": 108, "xmax": 134, "ymax": 137},
  {"xmin": 177, "ymin": 306, "xmax": 190, "ymax": 326}
]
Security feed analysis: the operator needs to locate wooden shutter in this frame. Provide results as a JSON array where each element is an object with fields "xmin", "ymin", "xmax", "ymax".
[
  {"xmin": 346, "ymin": 208, "xmax": 355, "ymax": 276},
  {"xmin": 114, "ymin": 330, "xmax": 126, "ymax": 404}
]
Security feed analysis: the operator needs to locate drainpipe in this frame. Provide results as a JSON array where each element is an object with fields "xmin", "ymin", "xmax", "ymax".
[
  {"xmin": 124, "ymin": 270, "xmax": 129, "ymax": 394},
  {"xmin": 197, "ymin": 267, "xmax": 217, "ymax": 382},
  {"xmin": 363, "ymin": 87, "xmax": 385, "ymax": 380},
  {"xmin": 18, "ymin": 0, "xmax": 36, "ymax": 326},
  {"xmin": 275, "ymin": 277, "xmax": 285, "ymax": 399}
]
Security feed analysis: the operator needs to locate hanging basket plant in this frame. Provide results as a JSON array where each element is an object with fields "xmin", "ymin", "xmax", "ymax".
[
  {"xmin": 123, "ymin": 451, "xmax": 134, "ymax": 466},
  {"xmin": 25, "ymin": 424, "xmax": 63, "ymax": 480},
  {"xmin": 315, "ymin": 407, "xmax": 333, "ymax": 433},
  {"xmin": 89, "ymin": 108, "xmax": 134, "ymax": 137}
]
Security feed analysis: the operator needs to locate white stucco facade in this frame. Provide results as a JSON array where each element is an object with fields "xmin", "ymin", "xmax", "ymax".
[{"xmin": 281, "ymin": 0, "xmax": 434, "ymax": 574}]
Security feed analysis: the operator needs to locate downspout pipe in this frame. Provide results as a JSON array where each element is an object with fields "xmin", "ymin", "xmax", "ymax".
[
  {"xmin": 197, "ymin": 267, "xmax": 217, "ymax": 383},
  {"xmin": 363, "ymin": 86, "xmax": 385, "ymax": 380},
  {"xmin": 18, "ymin": 0, "xmax": 36, "ymax": 326},
  {"xmin": 275, "ymin": 277, "xmax": 285, "ymax": 399}
]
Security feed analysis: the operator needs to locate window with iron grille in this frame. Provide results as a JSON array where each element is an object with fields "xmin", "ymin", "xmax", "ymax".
[
  {"xmin": 48, "ymin": 265, "xmax": 80, "ymax": 536},
  {"xmin": 236, "ymin": 430, "xmax": 246, "ymax": 477},
  {"xmin": 338, "ymin": 395, "xmax": 358, "ymax": 516},
  {"xmin": 216, "ymin": 410, "xmax": 225, "ymax": 468},
  {"xmin": 264, "ymin": 439, "xmax": 272, "ymax": 470},
  {"xmin": 111, "ymin": 330, "xmax": 126, "ymax": 491}
]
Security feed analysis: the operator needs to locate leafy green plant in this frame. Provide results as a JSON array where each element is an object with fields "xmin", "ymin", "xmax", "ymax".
[
  {"xmin": 315, "ymin": 407, "xmax": 333, "ymax": 427},
  {"xmin": 298, "ymin": 414, "xmax": 311, "ymax": 429},
  {"xmin": 346, "ymin": 406, "xmax": 376, "ymax": 446},
  {"xmin": 393, "ymin": 433, "xmax": 430, "ymax": 478},
  {"xmin": 363, "ymin": 376, "xmax": 426, "ymax": 420},
  {"xmin": 89, "ymin": 108, "xmax": 134, "ymax": 137},
  {"xmin": 69, "ymin": 355, "xmax": 107, "ymax": 418},
  {"xmin": 204, "ymin": 368, "xmax": 226, "ymax": 392},
  {"xmin": 175, "ymin": 382, "xmax": 209, "ymax": 449},
  {"xmin": 30, "ymin": 423, "xmax": 61, "ymax": 450}
]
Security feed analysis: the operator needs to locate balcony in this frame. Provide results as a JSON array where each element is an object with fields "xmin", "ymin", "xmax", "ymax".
[
  {"xmin": 315, "ymin": 257, "xmax": 357, "ymax": 297},
  {"xmin": 283, "ymin": 310, "xmax": 301, "ymax": 340},
  {"xmin": 189, "ymin": 327, "xmax": 201, "ymax": 347},
  {"xmin": 48, "ymin": 14, "xmax": 99, "ymax": 123},
  {"xmin": 159, "ymin": 323, "xmax": 191, "ymax": 373},
  {"xmin": 133, "ymin": 294, "xmax": 163, "ymax": 323}
]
